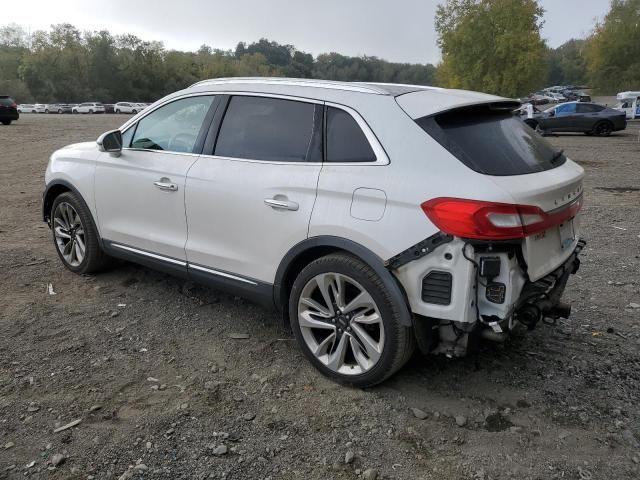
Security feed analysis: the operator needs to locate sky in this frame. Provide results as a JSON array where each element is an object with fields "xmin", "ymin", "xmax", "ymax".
[{"xmin": 3, "ymin": 0, "xmax": 610, "ymax": 64}]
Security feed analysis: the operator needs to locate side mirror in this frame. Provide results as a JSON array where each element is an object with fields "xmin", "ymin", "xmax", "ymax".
[
  {"xmin": 97, "ymin": 129, "xmax": 123, "ymax": 155},
  {"xmin": 548, "ymin": 110, "xmax": 555, "ymax": 117}
]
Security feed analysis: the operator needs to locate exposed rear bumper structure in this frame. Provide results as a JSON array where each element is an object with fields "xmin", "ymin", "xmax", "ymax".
[{"xmin": 514, "ymin": 238, "xmax": 585, "ymax": 329}]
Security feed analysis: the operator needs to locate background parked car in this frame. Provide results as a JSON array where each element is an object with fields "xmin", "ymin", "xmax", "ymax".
[
  {"xmin": 17, "ymin": 104, "xmax": 34, "ymax": 113},
  {"xmin": 32, "ymin": 104, "xmax": 48, "ymax": 113},
  {"xmin": 72, "ymin": 102, "xmax": 105, "ymax": 114},
  {"xmin": 0, "ymin": 95, "xmax": 19, "ymax": 125},
  {"xmin": 525, "ymin": 102, "xmax": 627, "ymax": 136},
  {"xmin": 114, "ymin": 102, "xmax": 141, "ymax": 114},
  {"xmin": 46, "ymin": 104, "xmax": 73, "ymax": 114}
]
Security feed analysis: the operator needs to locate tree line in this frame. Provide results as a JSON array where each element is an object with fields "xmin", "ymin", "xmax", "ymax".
[
  {"xmin": 0, "ymin": 25, "xmax": 436, "ymax": 103},
  {"xmin": 0, "ymin": 0, "xmax": 638, "ymax": 103},
  {"xmin": 436, "ymin": 0, "xmax": 640, "ymax": 97}
]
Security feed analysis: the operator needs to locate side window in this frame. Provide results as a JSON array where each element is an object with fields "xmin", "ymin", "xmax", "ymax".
[
  {"xmin": 131, "ymin": 96, "xmax": 214, "ymax": 153},
  {"xmin": 555, "ymin": 103, "xmax": 577, "ymax": 116},
  {"xmin": 576, "ymin": 104, "xmax": 603, "ymax": 113},
  {"xmin": 326, "ymin": 107, "xmax": 376, "ymax": 163},
  {"xmin": 215, "ymin": 96, "xmax": 317, "ymax": 162}
]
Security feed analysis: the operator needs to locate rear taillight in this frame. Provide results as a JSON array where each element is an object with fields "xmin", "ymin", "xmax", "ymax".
[{"xmin": 421, "ymin": 196, "xmax": 583, "ymax": 240}]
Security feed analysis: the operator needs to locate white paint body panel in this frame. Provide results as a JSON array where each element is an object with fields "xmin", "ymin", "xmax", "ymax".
[
  {"xmin": 185, "ymin": 156, "xmax": 321, "ymax": 283},
  {"xmin": 94, "ymin": 149, "xmax": 198, "ymax": 260}
]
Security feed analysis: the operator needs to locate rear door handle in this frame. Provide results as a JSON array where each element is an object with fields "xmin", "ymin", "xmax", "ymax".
[
  {"xmin": 154, "ymin": 179, "xmax": 178, "ymax": 191},
  {"xmin": 264, "ymin": 198, "xmax": 299, "ymax": 211}
]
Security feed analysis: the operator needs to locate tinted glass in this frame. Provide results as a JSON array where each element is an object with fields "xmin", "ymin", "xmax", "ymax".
[
  {"xmin": 0, "ymin": 97, "xmax": 14, "ymax": 106},
  {"xmin": 131, "ymin": 96, "xmax": 213, "ymax": 153},
  {"xmin": 416, "ymin": 106, "xmax": 565, "ymax": 176},
  {"xmin": 576, "ymin": 103, "xmax": 604, "ymax": 113},
  {"xmin": 326, "ymin": 107, "xmax": 376, "ymax": 163},
  {"xmin": 556, "ymin": 103, "xmax": 577, "ymax": 116},
  {"xmin": 215, "ymin": 96, "xmax": 316, "ymax": 162}
]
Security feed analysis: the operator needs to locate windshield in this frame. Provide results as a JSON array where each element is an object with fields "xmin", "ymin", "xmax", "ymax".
[{"xmin": 415, "ymin": 105, "xmax": 566, "ymax": 176}]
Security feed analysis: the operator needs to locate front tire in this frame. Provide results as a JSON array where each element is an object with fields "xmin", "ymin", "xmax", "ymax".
[
  {"xmin": 289, "ymin": 253, "xmax": 415, "ymax": 388},
  {"xmin": 51, "ymin": 192, "xmax": 107, "ymax": 274}
]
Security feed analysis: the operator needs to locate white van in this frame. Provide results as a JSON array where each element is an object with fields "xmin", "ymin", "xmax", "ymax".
[{"xmin": 614, "ymin": 91, "xmax": 640, "ymax": 119}]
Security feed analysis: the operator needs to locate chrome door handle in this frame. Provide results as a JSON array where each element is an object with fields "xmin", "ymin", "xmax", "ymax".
[
  {"xmin": 264, "ymin": 198, "xmax": 299, "ymax": 211},
  {"xmin": 154, "ymin": 180, "xmax": 178, "ymax": 191}
]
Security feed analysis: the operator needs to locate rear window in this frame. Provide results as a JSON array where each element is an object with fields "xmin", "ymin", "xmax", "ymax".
[
  {"xmin": 0, "ymin": 97, "xmax": 14, "ymax": 106},
  {"xmin": 416, "ymin": 105, "xmax": 565, "ymax": 176}
]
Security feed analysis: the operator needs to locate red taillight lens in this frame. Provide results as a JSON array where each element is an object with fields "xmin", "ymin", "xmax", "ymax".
[{"xmin": 421, "ymin": 196, "xmax": 582, "ymax": 240}]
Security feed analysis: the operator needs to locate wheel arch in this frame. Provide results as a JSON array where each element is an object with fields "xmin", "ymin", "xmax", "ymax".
[
  {"xmin": 274, "ymin": 236, "xmax": 413, "ymax": 328},
  {"xmin": 42, "ymin": 180, "xmax": 103, "ymax": 248}
]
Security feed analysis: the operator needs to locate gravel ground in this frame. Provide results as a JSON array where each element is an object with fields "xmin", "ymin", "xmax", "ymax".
[{"xmin": 1, "ymin": 114, "xmax": 639, "ymax": 480}]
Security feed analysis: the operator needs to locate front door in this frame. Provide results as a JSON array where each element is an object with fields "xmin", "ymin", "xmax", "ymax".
[
  {"xmin": 185, "ymin": 95, "xmax": 323, "ymax": 285},
  {"xmin": 95, "ymin": 95, "xmax": 216, "ymax": 262}
]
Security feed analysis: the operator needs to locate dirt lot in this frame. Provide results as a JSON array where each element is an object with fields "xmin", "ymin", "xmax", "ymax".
[{"xmin": 1, "ymin": 114, "xmax": 639, "ymax": 480}]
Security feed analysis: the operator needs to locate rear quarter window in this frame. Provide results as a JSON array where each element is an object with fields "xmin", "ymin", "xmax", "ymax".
[{"xmin": 416, "ymin": 104, "xmax": 565, "ymax": 176}]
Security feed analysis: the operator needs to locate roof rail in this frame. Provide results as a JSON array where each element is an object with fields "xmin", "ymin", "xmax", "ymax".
[{"xmin": 188, "ymin": 77, "xmax": 388, "ymax": 95}]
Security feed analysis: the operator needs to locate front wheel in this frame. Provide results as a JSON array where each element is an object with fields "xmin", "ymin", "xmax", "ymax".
[
  {"xmin": 88, "ymin": 109, "xmax": 94, "ymax": 114},
  {"xmin": 51, "ymin": 192, "xmax": 108, "ymax": 274},
  {"xmin": 132, "ymin": 109, "xmax": 138, "ymax": 114},
  {"xmin": 289, "ymin": 253, "xmax": 415, "ymax": 388}
]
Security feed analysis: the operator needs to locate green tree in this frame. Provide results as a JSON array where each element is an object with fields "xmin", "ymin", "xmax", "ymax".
[
  {"xmin": 546, "ymin": 39, "xmax": 588, "ymax": 87},
  {"xmin": 435, "ymin": 0, "xmax": 547, "ymax": 97},
  {"xmin": 584, "ymin": 0, "xmax": 640, "ymax": 94}
]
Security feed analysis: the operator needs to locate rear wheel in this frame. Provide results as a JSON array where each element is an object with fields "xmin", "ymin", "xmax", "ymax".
[
  {"xmin": 593, "ymin": 120, "xmax": 613, "ymax": 137},
  {"xmin": 89, "ymin": 109, "xmax": 94, "ymax": 114},
  {"xmin": 1, "ymin": 120, "xmax": 11, "ymax": 125},
  {"xmin": 289, "ymin": 253, "xmax": 415, "ymax": 388},
  {"xmin": 51, "ymin": 192, "xmax": 108, "ymax": 274},
  {"xmin": 132, "ymin": 109, "xmax": 138, "ymax": 114},
  {"xmin": 57, "ymin": 109, "xmax": 62, "ymax": 114}
]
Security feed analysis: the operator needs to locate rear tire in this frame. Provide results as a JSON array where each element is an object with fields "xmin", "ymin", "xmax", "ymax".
[
  {"xmin": 593, "ymin": 120, "xmax": 613, "ymax": 137},
  {"xmin": 289, "ymin": 253, "xmax": 415, "ymax": 388},
  {"xmin": 1, "ymin": 120, "xmax": 11, "ymax": 125},
  {"xmin": 51, "ymin": 191, "xmax": 108, "ymax": 274},
  {"xmin": 89, "ymin": 109, "xmax": 94, "ymax": 114}
]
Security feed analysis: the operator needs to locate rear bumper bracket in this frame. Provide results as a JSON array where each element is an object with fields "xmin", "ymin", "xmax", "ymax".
[{"xmin": 385, "ymin": 232, "xmax": 453, "ymax": 270}]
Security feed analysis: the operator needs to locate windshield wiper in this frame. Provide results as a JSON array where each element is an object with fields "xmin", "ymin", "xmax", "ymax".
[{"xmin": 550, "ymin": 149, "xmax": 565, "ymax": 164}]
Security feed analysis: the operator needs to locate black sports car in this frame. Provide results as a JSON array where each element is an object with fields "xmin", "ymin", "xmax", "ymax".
[{"xmin": 525, "ymin": 102, "xmax": 627, "ymax": 136}]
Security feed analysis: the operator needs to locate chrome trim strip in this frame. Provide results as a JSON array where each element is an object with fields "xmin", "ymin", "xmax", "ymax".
[
  {"xmin": 111, "ymin": 243, "xmax": 187, "ymax": 266},
  {"xmin": 189, "ymin": 264, "xmax": 258, "ymax": 285}
]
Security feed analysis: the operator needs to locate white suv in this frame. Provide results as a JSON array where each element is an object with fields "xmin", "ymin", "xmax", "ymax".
[
  {"xmin": 72, "ymin": 102, "xmax": 105, "ymax": 114},
  {"xmin": 114, "ymin": 102, "xmax": 141, "ymax": 114},
  {"xmin": 43, "ymin": 78, "xmax": 585, "ymax": 387}
]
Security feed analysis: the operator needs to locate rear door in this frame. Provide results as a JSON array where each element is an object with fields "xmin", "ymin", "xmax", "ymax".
[
  {"xmin": 95, "ymin": 95, "xmax": 216, "ymax": 263},
  {"xmin": 184, "ymin": 94, "xmax": 322, "ymax": 286},
  {"xmin": 575, "ymin": 103, "xmax": 604, "ymax": 130}
]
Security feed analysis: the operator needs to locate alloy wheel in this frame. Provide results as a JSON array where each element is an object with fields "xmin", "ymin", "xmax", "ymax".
[
  {"xmin": 297, "ymin": 272, "xmax": 385, "ymax": 375},
  {"xmin": 53, "ymin": 202, "xmax": 86, "ymax": 267}
]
